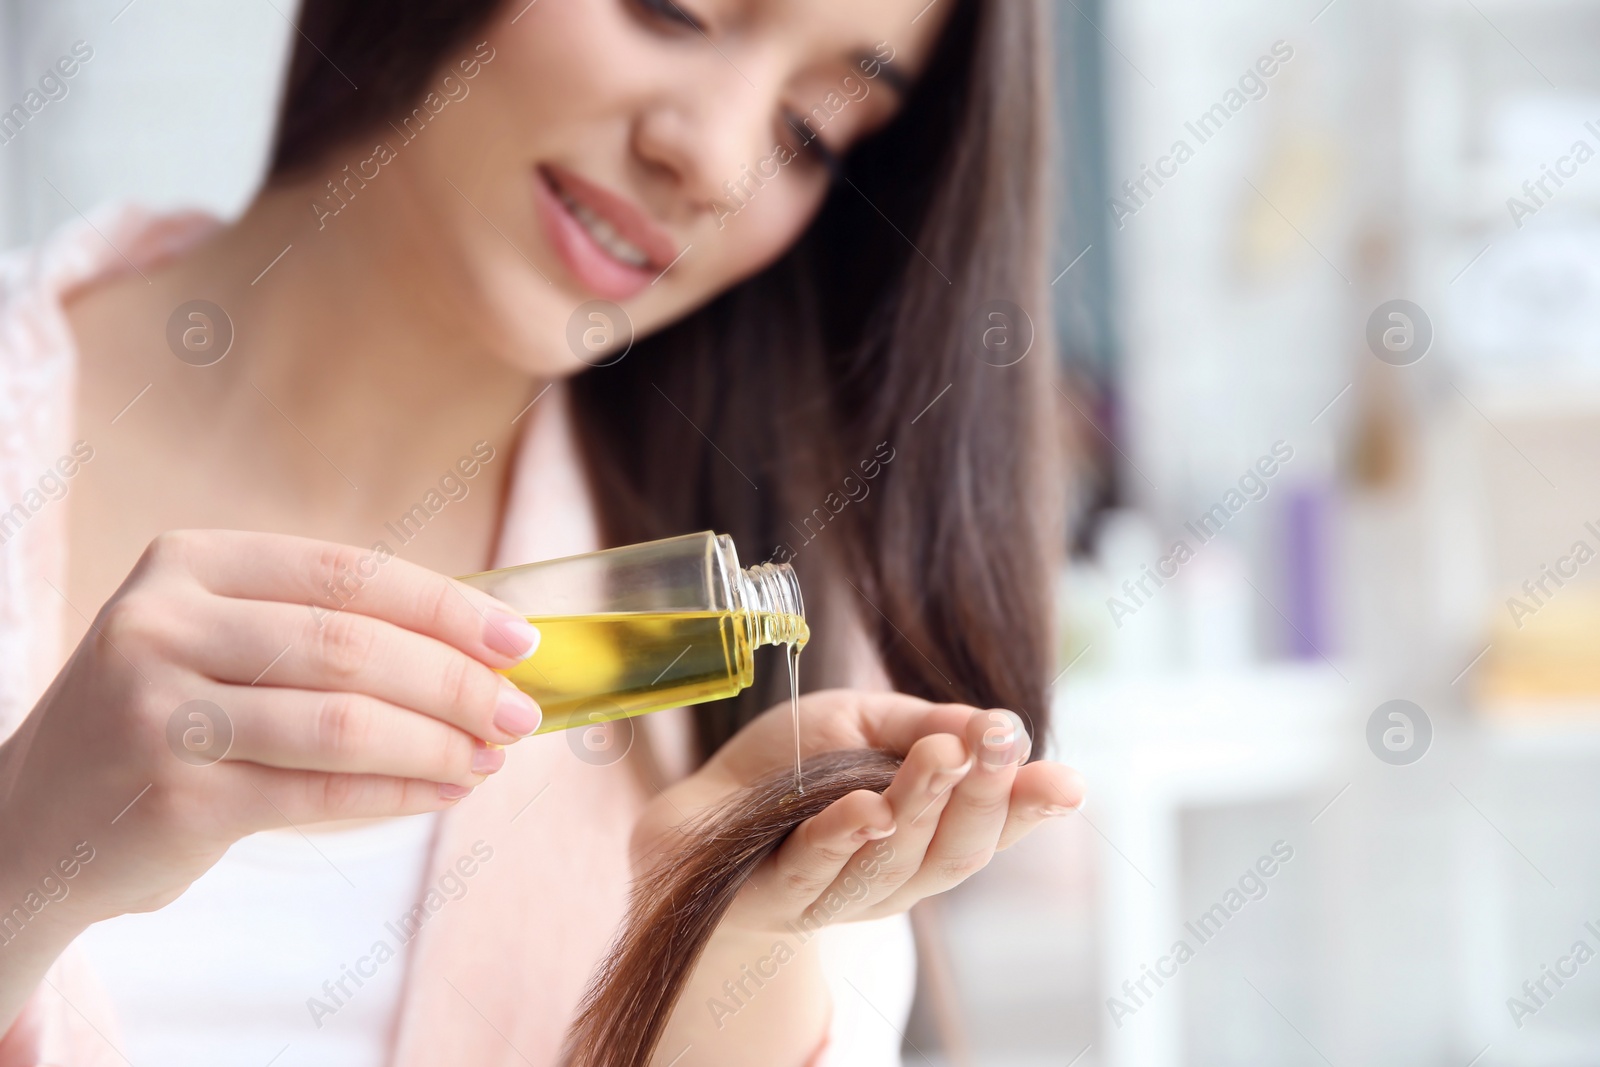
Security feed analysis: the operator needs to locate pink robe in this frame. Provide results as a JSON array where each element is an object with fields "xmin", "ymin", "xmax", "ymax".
[{"xmin": 0, "ymin": 206, "xmax": 909, "ymax": 1066}]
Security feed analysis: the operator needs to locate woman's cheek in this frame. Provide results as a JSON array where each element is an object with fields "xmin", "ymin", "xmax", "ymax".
[
  {"xmin": 608, "ymin": 173, "xmax": 827, "ymax": 342},
  {"xmin": 705, "ymin": 174, "xmax": 830, "ymax": 287},
  {"xmin": 491, "ymin": 1, "xmax": 641, "ymax": 115}
]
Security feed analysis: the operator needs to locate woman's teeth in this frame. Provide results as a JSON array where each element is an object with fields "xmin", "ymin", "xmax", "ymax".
[{"xmin": 554, "ymin": 184, "xmax": 650, "ymax": 269}]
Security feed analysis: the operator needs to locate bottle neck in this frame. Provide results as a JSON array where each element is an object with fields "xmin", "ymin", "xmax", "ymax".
[{"xmin": 733, "ymin": 561, "xmax": 808, "ymax": 649}]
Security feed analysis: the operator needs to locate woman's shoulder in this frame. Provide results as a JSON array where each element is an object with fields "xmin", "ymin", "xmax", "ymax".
[
  {"xmin": 0, "ymin": 203, "xmax": 217, "ymax": 474},
  {"xmin": 0, "ymin": 204, "xmax": 216, "ymax": 354},
  {"xmin": 0, "ymin": 204, "xmax": 217, "ymax": 738}
]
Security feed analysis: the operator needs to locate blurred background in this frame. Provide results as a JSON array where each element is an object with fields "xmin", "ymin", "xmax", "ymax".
[{"xmin": 5, "ymin": 0, "xmax": 1599, "ymax": 1063}]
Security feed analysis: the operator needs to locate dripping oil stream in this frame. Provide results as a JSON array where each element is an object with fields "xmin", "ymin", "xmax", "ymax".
[{"xmin": 788, "ymin": 642, "xmax": 803, "ymax": 794}]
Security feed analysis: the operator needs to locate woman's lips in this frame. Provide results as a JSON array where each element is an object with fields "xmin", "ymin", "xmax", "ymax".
[{"xmin": 533, "ymin": 166, "xmax": 680, "ymax": 302}]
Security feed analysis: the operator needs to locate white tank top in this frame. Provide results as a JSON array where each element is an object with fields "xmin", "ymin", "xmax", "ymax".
[
  {"xmin": 73, "ymin": 813, "xmax": 441, "ymax": 1067},
  {"xmin": 68, "ymin": 811, "xmax": 916, "ymax": 1067}
]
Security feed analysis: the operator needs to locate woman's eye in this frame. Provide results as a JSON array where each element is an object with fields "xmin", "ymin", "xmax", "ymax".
[
  {"xmin": 629, "ymin": 0, "xmax": 706, "ymax": 33},
  {"xmin": 780, "ymin": 111, "xmax": 843, "ymax": 178}
]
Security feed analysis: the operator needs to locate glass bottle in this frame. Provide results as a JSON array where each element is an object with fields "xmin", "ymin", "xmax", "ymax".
[{"xmin": 456, "ymin": 531, "xmax": 807, "ymax": 734}]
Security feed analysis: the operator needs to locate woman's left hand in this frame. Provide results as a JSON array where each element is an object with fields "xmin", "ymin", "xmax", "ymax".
[{"xmin": 634, "ymin": 689, "xmax": 1085, "ymax": 934}]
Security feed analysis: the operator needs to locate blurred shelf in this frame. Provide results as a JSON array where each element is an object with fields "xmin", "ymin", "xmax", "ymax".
[
  {"xmin": 1055, "ymin": 663, "xmax": 1354, "ymax": 1067},
  {"xmin": 1447, "ymin": 379, "xmax": 1600, "ymax": 420},
  {"xmin": 1478, "ymin": 699, "xmax": 1600, "ymax": 752},
  {"xmin": 1416, "ymin": 0, "xmax": 1600, "ymax": 18},
  {"xmin": 1052, "ymin": 662, "xmax": 1355, "ymax": 805}
]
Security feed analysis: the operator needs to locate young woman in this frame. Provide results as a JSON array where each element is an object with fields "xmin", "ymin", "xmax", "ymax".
[{"xmin": 0, "ymin": 0, "xmax": 1082, "ymax": 1064}]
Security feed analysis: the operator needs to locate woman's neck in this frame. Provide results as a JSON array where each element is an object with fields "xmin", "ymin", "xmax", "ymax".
[
  {"xmin": 59, "ymin": 171, "xmax": 548, "ymax": 597},
  {"xmin": 191, "ymin": 178, "xmax": 532, "ymax": 475},
  {"xmin": 70, "ymin": 174, "xmax": 540, "ymax": 522}
]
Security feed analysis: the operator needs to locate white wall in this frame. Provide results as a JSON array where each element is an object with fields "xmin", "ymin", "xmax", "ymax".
[{"xmin": 0, "ymin": 0, "xmax": 294, "ymax": 247}]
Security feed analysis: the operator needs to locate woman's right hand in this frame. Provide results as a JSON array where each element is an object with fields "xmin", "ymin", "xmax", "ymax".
[{"xmin": 0, "ymin": 529, "xmax": 543, "ymax": 931}]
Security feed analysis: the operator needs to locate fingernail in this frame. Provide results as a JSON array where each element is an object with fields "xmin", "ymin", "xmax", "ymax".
[
  {"xmin": 493, "ymin": 678, "xmax": 542, "ymax": 738},
  {"xmin": 440, "ymin": 783, "xmax": 472, "ymax": 801},
  {"xmin": 978, "ymin": 710, "xmax": 1029, "ymax": 770},
  {"xmin": 484, "ymin": 613, "xmax": 540, "ymax": 661},
  {"xmin": 854, "ymin": 823, "xmax": 897, "ymax": 841},
  {"xmin": 979, "ymin": 733, "xmax": 1017, "ymax": 769},
  {"xmin": 1040, "ymin": 804, "xmax": 1076, "ymax": 817},
  {"xmin": 472, "ymin": 741, "xmax": 506, "ymax": 775}
]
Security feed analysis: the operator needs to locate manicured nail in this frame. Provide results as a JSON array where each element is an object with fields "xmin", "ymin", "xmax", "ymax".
[
  {"xmin": 484, "ymin": 613, "xmax": 540, "ymax": 661},
  {"xmin": 977, "ymin": 710, "xmax": 1030, "ymax": 770},
  {"xmin": 440, "ymin": 783, "xmax": 472, "ymax": 801},
  {"xmin": 855, "ymin": 823, "xmax": 897, "ymax": 841},
  {"xmin": 472, "ymin": 741, "xmax": 506, "ymax": 775},
  {"xmin": 493, "ymin": 678, "xmax": 542, "ymax": 738}
]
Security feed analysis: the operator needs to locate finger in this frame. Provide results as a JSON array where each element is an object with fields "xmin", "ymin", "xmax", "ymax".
[
  {"xmin": 191, "ymin": 597, "xmax": 541, "ymax": 744},
  {"xmin": 843, "ymin": 690, "xmax": 991, "ymax": 756},
  {"xmin": 996, "ymin": 761, "xmax": 1086, "ymax": 851},
  {"xmin": 743, "ymin": 790, "xmax": 895, "ymax": 922},
  {"xmin": 762, "ymin": 689, "xmax": 979, "ymax": 763},
  {"xmin": 819, "ymin": 733, "xmax": 971, "ymax": 909},
  {"xmin": 231, "ymin": 763, "xmax": 469, "ymax": 831},
  {"xmin": 712, "ymin": 689, "xmax": 976, "ymax": 785},
  {"xmin": 170, "ymin": 530, "xmax": 539, "ymax": 666},
  {"xmin": 208, "ymin": 683, "xmax": 502, "ymax": 789},
  {"xmin": 878, "ymin": 709, "xmax": 1027, "ymax": 907}
]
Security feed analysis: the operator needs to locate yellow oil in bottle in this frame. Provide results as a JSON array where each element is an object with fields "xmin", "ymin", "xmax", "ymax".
[{"xmin": 502, "ymin": 610, "xmax": 809, "ymax": 744}]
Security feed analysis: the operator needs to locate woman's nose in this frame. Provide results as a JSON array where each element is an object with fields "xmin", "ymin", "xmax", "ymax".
[{"xmin": 631, "ymin": 68, "xmax": 783, "ymax": 217}]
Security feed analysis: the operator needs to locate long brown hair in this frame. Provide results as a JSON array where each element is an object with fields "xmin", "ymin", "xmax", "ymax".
[
  {"xmin": 269, "ymin": 0, "xmax": 1063, "ymax": 763},
  {"xmin": 560, "ymin": 749, "xmax": 902, "ymax": 1067}
]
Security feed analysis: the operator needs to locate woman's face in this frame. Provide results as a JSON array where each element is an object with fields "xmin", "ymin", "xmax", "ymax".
[{"xmin": 390, "ymin": 0, "xmax": 950, "ymax": 373}]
